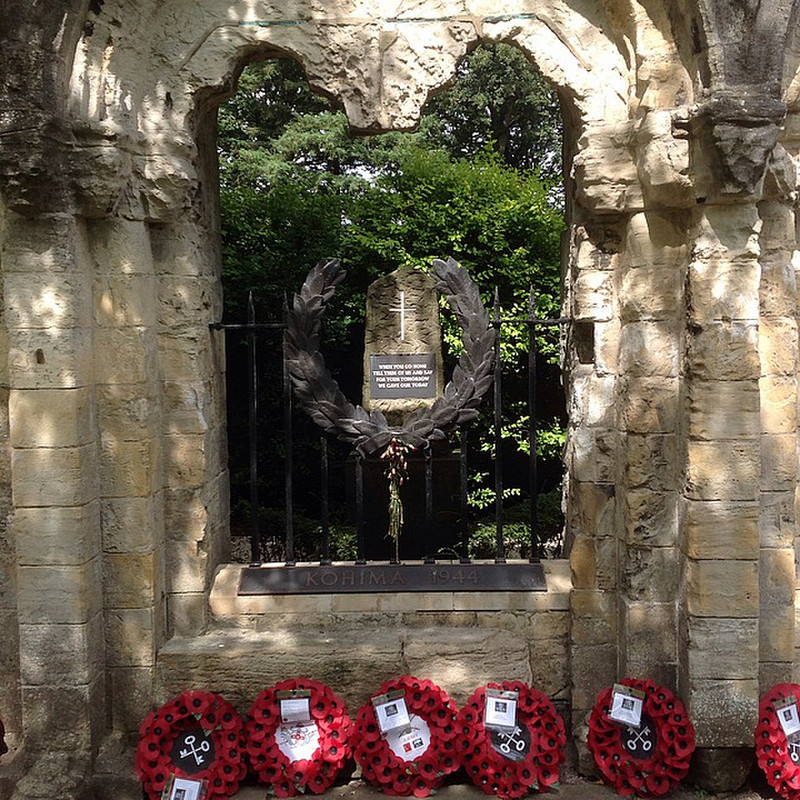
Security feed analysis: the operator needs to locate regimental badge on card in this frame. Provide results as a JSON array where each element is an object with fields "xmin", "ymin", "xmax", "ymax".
[
  {"xmin": 372, "ymin": 689, "xmax": 411, "ymax": 733},
  {"xmin": 608, "ymin": 684, "xmax": 645, "ymax": 729},
  {"xmin": 384, "ymin": 715, "xmax": 432, "ymax": 762},
  {"xmin": 484, "ymin": 688, "xmax": 519, "ymax": 731}
]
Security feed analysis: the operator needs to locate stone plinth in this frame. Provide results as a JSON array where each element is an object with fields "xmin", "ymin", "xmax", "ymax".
[{"xmin": 362, "ymin": 265, "xmax": 443, "ymax": 422}]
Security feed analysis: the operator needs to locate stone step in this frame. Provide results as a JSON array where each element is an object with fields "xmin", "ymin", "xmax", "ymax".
[{"xmin": 156, "ymin": 625, "xmax": 537, "ymax": 714}]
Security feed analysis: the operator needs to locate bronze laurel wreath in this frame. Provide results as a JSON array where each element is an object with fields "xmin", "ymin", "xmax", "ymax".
[{"xmin": 284, "ymin": 257, "xmax": 496, "ymax": 456}]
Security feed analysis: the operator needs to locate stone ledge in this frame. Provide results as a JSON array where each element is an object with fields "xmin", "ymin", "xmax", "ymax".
[
  {"xmin": 209, "ymin": 560, "xmax": 570, "ymax": 619},
  {"xmin": 158, "ymin": 560, "xmax": 572, "ymax": 714},
  {"xmin": 157, "ymin": 624, "xmax": 548, "ymax": 711}
]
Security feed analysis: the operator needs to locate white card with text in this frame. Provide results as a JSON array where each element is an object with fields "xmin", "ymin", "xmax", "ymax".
[
  {"xmin": 608, "ymin": 685, "xmax": 644, "ymax": 728},
  {"xmin": 279, "ymin": 696, "xmax": 312, "ymax": 724},
  {"xmin": 484, "ymin": 689, "xmax": 519, "ymax": 730},
  {"xmin": 372, "ymin": 691, "xmax": 411, "ymax": 733},
  {"xmin": 777, "ymin": 697, "xmax": 800, "ymax": 738},
  {"xmin": 163, "ymin": 776, "xmax": 206, "ymax": 800}
]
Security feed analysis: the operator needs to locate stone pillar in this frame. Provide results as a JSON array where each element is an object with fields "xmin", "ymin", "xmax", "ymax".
[
  {"xmin": 89, "ymin": 217, "xmax": 167, "ymax": 735},
  {"xmin": 151, "ymin": 212, "xmax": 228, "ymax": 642},
  {"xmin": 681, "ymin": 202, "xmax": 762, "ymax": 772},
  {"xmin": 756, "ymin": 148, "xmax": 797, "ymax": 691},
  {"xmin": 679, "ymin": 92, "xmax": 785, "ymax": 791},
  {"xmin": 780, "ymin": 114, "xmax": 800, "ymax": 683},
  {"xmin": 0, "ymin": 204, "xmax": 20, "ymax": 756},
  {"xmin": 565, "ymin": 219, "xmax": 620, "ymax": 769},
  {"xmin": 618, "ymin": 210, "xmax": 686, "ymax": 689},
  {"xmin": 5, "ymin": 211, "xmax": 104, "ymax": 781}
]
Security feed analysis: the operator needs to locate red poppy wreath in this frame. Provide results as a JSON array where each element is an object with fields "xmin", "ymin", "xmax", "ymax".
[
  {"xmin": 456, "ymin": 681, "xmax": 566, "ymax": 797},
  {"xmin": 352, "ymin": 675, "xmax": 459, "ymax": 797},
  {"xmin": 756, "ymin": 682, "xmax": 800, "ymax": 798},
  {"xmin": 587, "ymin": 679, "xmax": 695, "ymax": 797},
  {"xmin": 135, "ymin": 689, "xmax": 246, "ymax": 800},
  {"xmin": 243, "ymin": 677, "xmax": 352, "ymax": 797}
]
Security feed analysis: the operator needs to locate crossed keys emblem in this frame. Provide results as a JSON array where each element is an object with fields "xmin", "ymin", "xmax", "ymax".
[
  {"xmin": 496, "ymin": 726, "xmax": 527, "ymax": 755},
  {"xmin": 179, "ymin": 734, "xmax": 211, "ymax": 767},
  {"xmin": 789, "ymin": 741, "xmax": 800, "ymax": 763},
  {"xmin": 625, "ymin": 724, "xmax": 653, "ymax": 753}
]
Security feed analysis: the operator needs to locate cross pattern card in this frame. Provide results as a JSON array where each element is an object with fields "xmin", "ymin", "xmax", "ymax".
[
  {"xmin": 608, "ymin": 685, "xmax": 645, "ymax": 728},
  {"xmin": 372, "ymin": 690, "xmax": 411, "ymax": 733},
  {"xmin": 170, "ymin": 729, "xmax": 215, "ymax": 775},
  {"xmin": 776, "ymin": 697, "xmax": 800, "ymax": 740},
  {"xmin": 489, "ymin": 724, "xmax": 531, "ymax": 761},
  {"xmin": 484, "ymin": 688, "xmax": 519, "ymax": 730},
  {"xmin": 277, "ymin": 689, "xmax": 312, "ymax": 724},
  {"xmin": 276, "ymin": 721, "xmax": 321, "ymax": 761}
]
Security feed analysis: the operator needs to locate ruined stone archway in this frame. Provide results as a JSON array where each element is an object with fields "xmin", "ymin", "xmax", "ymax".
[{"xmin": 3, "ymin": 1, "xmax": 800, "ymax": 795}]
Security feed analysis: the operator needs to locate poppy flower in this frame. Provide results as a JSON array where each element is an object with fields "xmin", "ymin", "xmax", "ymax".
[
  {"xmin": 755, "ymin": 683, "xmax": 800, "ymax": 799},
  {"xmin": 456, "ymin": 681, "xmax": 566, "ymax": 798},
  {"xmin": 186, "ymin": 690, "xmax": 212, "ymax": 715},
  {"xmin": 352, "ymin": 676, "xmax": 459, "ymax": 796}
]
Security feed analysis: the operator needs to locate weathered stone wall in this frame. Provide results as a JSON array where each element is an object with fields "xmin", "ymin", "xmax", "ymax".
[
  {"xmin": 1, "ymin": 1, "xmax": 800, "ymax": 796},
  {"xmin": 0, "ymin": 200, "xmax": 21, "ymax": 765},
  {"xmin": 780, "ymin": 67, "xmax": 800, "ymax": 687},
  {"xmin": 155, "ymin": 562, "xmax": 571, "ymax": 716}
]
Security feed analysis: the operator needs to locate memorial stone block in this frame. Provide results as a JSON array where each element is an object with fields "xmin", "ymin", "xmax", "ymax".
[{"xmin": 362, "ymin": 265, "xmax": 443, "ymax": 423}]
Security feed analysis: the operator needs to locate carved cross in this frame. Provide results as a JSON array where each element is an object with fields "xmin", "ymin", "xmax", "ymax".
[{"xmin": 389, "ymin": 289, "xmax": 408, "ymax": 341}]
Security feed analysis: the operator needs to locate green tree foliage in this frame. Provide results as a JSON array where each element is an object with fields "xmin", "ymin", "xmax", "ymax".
[
  {"xmin": 217, "ymin": 51, "xmax": 564, "ymax": 335},
  {"xmin": 424, "ymin": 43, "xmax": 563, "ymax": 180}
]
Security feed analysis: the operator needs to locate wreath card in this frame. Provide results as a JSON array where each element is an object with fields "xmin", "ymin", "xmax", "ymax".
[
  {"xmin": 372, "ymin": 689, "xmax": 411, "ymax": 733},
  {"xmin": 608, "ymin": 684, "xmax": 645, "ymax": 728},
  {"xmin": 161, "ymin": 776, "xmax": 207, "ymax": 800}
]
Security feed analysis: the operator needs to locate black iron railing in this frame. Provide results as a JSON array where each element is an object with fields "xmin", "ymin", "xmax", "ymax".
[{"xmin": 211, "ymin": 288, "xmax": 566, "ymax": 591}]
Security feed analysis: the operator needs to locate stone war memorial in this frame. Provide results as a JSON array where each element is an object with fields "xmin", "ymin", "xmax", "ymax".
[{"xmin": 3, "ymin": 0, "xmax": 800, "ymax": 797}]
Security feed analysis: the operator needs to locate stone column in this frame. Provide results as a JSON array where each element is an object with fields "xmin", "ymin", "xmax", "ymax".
[
  {"xmin": 681, "ymin": 202, "xmax": 761, "ymax": 777},
  {"xmin": 89, "ymin": 217, "xmax": 167, "ymax": 735},
  {"xmin": 783, "ymin": 113, "xmax": 800, "ymax": 684},
  {"xmin": 565, "ymin": 218, "xmax": 621, "ymax": 767},
  {"xmin": 617, "ymin": 210, "xmax": 686, "ymax": 689},
  {"xmin": 679, "ymin": 92, "xmax": 785, "ymax": 789},
  {"xmin": 0, "ymin": 206, "xmax": 20, "ymax": 756},
  {"xmin": 756, "ymin": 147, "xmax": 797, "ymax": 691},
  {"xmin": 4, "ymin": 211, "xmax": 104, "ymax": 784},
  {"xmin": 152, "ymin": 211, "xmax": 228, "ymax": 642}
]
